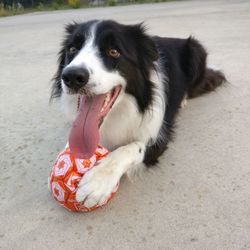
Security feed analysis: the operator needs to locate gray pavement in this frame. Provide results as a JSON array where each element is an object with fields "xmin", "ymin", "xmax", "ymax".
[{"xmin": 0, "ymin": 0, "xmax": 250, "ymax": 249}]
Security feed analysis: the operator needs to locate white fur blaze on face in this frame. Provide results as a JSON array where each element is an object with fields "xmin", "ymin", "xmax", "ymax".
[
  {"xmin": 60, "ymin": 22, "xmax": 126, "ymax": 122},
  {"xmin": 62, "ymin": 22, "xmax": 126, "ymax": 96}
]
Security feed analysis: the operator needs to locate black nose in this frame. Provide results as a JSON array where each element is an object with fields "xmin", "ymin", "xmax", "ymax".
[{"xmin": 62, "ymin": 66, "xmax": 89, "ymax": 90}]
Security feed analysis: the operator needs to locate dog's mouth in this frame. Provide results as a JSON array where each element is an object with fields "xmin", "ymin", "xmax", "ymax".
[{"xmin": 69, "ymin": 86, "xmax": 121, "ymax": 159}]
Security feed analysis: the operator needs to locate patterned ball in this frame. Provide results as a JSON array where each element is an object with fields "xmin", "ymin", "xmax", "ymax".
[{"xmin": 49, "ymin": 145, "xmax": 118, "ymax": 212}]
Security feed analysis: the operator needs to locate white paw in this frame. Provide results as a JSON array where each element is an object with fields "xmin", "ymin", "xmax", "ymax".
[{"xmin": 76, "ymin": 156, "xmax": 120, "ymax": 208}]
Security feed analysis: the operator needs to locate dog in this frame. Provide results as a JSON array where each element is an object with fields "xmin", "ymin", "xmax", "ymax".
[{"xmin": 51, "ymin": 20, "xmax": 226, "ymax": 208}]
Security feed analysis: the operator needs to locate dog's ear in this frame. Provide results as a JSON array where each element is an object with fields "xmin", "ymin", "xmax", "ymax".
[
  {"xmin": 123, "ymin": 24, "xmax": 159, "ymax": 112},
  {"xmin": 50, "ymin": 23, "xmax": 78, "ymax": 100},
  {"xmin": 65, "ymin": 22, "xmax": 78, "ymax": 34},
  {"xmin": 130, "ymin": 23, "xmax": 159, "ymax": 63}
]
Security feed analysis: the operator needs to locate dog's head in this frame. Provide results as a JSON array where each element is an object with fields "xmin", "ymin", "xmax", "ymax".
[{"xmin": 52, "ymin": 20, "xmax": 158, "ymax": 113}]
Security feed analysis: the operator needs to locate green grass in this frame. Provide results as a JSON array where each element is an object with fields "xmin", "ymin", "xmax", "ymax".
[
  {"xmin": 0, "ymin": 4, "xmax": 74, "ymax": 17},
  {"xmin": 0, "ymin": 0, "xmax": 180, "ymax": 17}
]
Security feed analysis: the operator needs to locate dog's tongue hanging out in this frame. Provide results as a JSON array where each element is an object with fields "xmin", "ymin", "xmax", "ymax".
[
  {"xmin": 69, "ymin": 94, "xmax": 106, "ymax": 159},
  {"xmin": 68, "ymin": 86, "xmax": 121, "ymax": 159}
]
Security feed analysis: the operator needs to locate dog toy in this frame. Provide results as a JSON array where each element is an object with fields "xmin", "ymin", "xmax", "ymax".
[
  {"xmin": 49, "ymin": 94, "xmax": 120, "ymax": 211},
  {"xmin": 49, "ymin": 144, "xmax": 119, "ymax": 212}
]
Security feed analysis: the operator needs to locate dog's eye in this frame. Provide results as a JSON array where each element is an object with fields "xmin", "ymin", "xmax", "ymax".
[
  {"xmin": 69, "ymin": 46, "xmax": 77, "ymax": 55},
  {"xmin": 106, "ymin": 49, "xmax": 120, "ymax": 58}
]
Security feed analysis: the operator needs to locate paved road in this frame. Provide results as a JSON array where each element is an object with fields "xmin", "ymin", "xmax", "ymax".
[{"xmin": 1, "ymin": 1, "xmax": 250, "ymax": 249}]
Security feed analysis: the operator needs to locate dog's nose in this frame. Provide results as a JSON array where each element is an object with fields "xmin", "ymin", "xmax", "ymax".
[{"xmin": 62, "ymin": 66, "xmax": 89, "ymax": 90}]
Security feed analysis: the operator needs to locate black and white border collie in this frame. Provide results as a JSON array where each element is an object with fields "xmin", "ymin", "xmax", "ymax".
[{"xmin": 51, "ymin": 20, "xmax": 225, "ymax": 208}]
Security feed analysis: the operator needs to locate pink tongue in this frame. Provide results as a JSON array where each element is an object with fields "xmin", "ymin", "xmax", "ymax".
[{"xmin": 69, "ymin": 94, "xmax": 106, "ymax": 159}]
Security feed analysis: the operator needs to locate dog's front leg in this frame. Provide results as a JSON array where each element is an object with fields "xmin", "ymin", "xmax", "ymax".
[{"xmin": 76, "ymin": 141, "xmax": 145, "ymax": 208}]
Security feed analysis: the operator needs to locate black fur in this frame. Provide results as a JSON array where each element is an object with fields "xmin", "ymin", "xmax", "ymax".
[
  {"xmin": 51, "ymin": 20, "xmax": 226, "ymax": 167},
  {"xmin": 96, "ymin": 21, "xmax": 158, "ymax": 112},
  {"xmin": 144, "ymin": 36, "xmax": 225, "ymax": 165}
]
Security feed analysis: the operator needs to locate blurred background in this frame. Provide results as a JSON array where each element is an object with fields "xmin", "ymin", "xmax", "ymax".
[
  {"xmin": 1, "ymin": 1, "xmax": 250, "ymax": 249},
  {"xmin": 0, "ymin": 0, "xmax": 177, "ymax": 16}
]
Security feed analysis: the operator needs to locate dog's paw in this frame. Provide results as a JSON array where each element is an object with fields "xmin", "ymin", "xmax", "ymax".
[{"xmin": 76, "ymin": 156, "xmax": 120, "ymax": 208}]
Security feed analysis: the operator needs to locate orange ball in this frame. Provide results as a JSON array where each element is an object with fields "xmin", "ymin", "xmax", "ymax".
[{"xmin": 49, "ymin": 145, "xmax": 118, "ymax": 212}]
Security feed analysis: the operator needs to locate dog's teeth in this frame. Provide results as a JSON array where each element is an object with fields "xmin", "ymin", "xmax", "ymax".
[
  {"xmin": 101, "ymin": 91, "xmax": 112, "ymax": 113},
  {"xmin": 106, "ymin": 94, "xmax": 111, "ymax": 102},
  {"xmin": 101, "ymin": 100, "xmax": 108, "ymax": 112}
]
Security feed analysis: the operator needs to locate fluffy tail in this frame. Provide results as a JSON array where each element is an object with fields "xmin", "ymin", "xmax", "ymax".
[
  {"xmin": 182, "ymin": 37, "xmax": 226, "ymax": 99},
  {"xmin": 188, "ymin": 68, "xmax": 226, "ymax": 98}
]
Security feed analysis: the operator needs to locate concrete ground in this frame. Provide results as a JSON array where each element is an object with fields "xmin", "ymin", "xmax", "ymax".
[{"xmin": 0, "ymin": 0, "xmax": 250, "ymax": 249}]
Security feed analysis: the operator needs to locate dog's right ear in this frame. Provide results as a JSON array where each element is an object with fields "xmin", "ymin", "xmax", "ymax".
[
  {"xmin": 65, "ymin": 22, "xmax": 78, "ymax": 34},
  {"xmin": 50, "ymin": 23, "xmax": 78, "ymax": 101}
]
